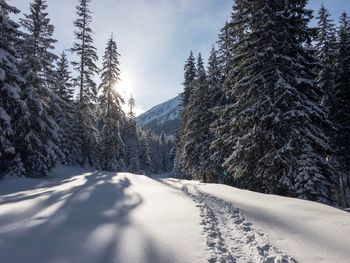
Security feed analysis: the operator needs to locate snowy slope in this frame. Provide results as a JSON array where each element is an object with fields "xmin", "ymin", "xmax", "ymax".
[
  {"xmin": 137, "ymin": 96, "xmax": 181, "ymax": 135},
  {"xmin": 164, "ymin": 179, "xmax": 350, "ymax": 263},
  {"xmin": 0, "ymin": 167, "xmax": 206, "ymax": 263},
  {"xmin": 1, "ymin": 167, "xmax": 350, "ymax": 263}
]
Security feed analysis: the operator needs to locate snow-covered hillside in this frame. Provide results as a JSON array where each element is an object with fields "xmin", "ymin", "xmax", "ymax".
[
  {"xmin": 1, "ymin": 167, "xmax": 350, "ymax": 263},
  {"xmin": 137, "ymin": 96, "xmax": 181, "ymax": 135}
]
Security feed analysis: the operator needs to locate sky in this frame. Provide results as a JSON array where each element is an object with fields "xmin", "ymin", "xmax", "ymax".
[{"xmin": 9, "ymin": 0, "xmax": 350, "ymax": 114}]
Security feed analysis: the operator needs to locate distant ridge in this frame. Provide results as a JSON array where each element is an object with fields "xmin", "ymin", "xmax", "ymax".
[{"xmin": 137, "ymin": 96, "xmax": 181, "ymax": 135}]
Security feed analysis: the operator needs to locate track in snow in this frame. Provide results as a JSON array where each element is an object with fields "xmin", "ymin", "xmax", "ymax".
[{"xmin": 163, "ymin": 179, "xmax": 296, "ymax": 263}]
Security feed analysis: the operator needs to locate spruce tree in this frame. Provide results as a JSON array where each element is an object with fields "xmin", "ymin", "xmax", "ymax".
[
  {"xmin": 211, "ymin": 9, "xmax": 244, "ymax": 185},
  {"xmin": 205, "ymin": 47, "xmax": 223, "ymax": 182},
  {"xmin": 20, "ymin": 0, "xmax": 57, "ymax": 88},
  {"xmin": 174, "ymin": 52, "xmax": 197, "ymax": 179},
  {"xmin": 316, "ymin": 5, "xmax": 337, "ymax": 106},
  {"xmin": 71, "ymin": 0, "xmax": 99, "ymax": 166},
  {"xmin": 139, "ymin": 133, "xmax": 151, "ymax": 175},
  {"xmin": 216, "ymin": 22, "xmax": 235, "ymax": 81},
  {"xmin": 148, "ymin": 132, "xmax": 162, "ymax": 174},
  {"xmin": 182, "ymin": 54, "xmax": 209, "ymax": 181},
  {"xmin": 182, "ymin": 52, "xmax": 197, "ymax": 107},
  {"xmin": 219, "ymin": 0, "xmax": 335, "ymax": 204},
  {"xmin": 125, "ymin": 96, "xmax": 140, "ymax": 173},
  {"xmin": 54, "ymin": 52, "xmax": 81, "ymax": 165},
  {"xmin": 98, "ymin": 35, "xmax": 125, "ymax": 171},
  {"xmin": 17, "ymin": 0, "xmax": 61, "ymax": 176},
  {"xmin": 160, "ymin": 132, "xmax": 170, "ymax": 172},
  {"xmin": 0, "ymin": 0, "xmax": 26, "ymax": 177},
  {"xmin": 333, "ymin": 13, "xmax": 350, "ymax": 207}
]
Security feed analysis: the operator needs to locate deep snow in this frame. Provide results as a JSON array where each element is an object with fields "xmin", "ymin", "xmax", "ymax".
[
  {"xmin": 1, "ymin": 166, "xmax": 350, "ymax": 263},
  {"xmin": 0, "ymin": 166, "xmax": 206, "ymax": 263}
]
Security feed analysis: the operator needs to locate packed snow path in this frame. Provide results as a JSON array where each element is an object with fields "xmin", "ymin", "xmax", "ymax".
[
  {"xmin": 162, "ymin": 179, "xmax": 294, "ymax": 263},
  {"xmin": 1, "ymin": 167, "xmax": 350, "ymax": 263}
]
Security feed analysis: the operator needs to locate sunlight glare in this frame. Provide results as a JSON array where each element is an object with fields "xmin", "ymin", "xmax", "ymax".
[
  {"xmin": 116, "ymin": 72, "xmax": 133, "ymax": 112},
  {"xmin": 117, "ymin": 72, "xmax": 133, "ymax": 99}
]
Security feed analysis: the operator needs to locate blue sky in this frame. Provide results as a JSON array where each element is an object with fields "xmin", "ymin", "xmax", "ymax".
[{"xmin": 10, "ymin": 0, "xmax": 350, "ymax": 114}]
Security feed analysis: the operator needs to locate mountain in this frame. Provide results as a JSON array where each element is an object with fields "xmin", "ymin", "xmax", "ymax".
[{"xmin": 137, "ymin": 95, "xmax": 181, "ymax": 135}]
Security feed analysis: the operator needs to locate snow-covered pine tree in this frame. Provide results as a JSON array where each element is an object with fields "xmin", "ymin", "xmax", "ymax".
[
  {"xmin": 125, "ymin": 96, "xmax": 141, "ymax": 173},
  {"xmin": 167, "ymin": 136, "xmax": 175, "ymax": 172},
  {"xmin": 160, "ymin": 132, "xmax": 170, "ymax": 172},
  {"xmin": 54, "ymin": 52, "xmax": 81, "ymax": 165},
  {"xmin": 17, "ymin": 0, "xmax": 61, "ymax": 176},
  {"xmin": 139, "ymin": 133, "xmax": 151, "ymax": 175},
  {"xmin": 216, "ymin": 22, "xmax": 236, "ymax": 81},
  {"xmin": 20, "ymin": 0, "xmax": 57, "ymax": 89},
  {"xmin": 204, "ymin": 47, "xmax": 223, "ymax": 183},
  {"xmin": 71, "ymin": 0, "xmax": 100, "ymax": 166},
  {"xmin": 182, "ymin": 52, "xmax": 197, "ymax": 107},
  {"xmin": 173, "ymin": 52, "xmax": 197, "ymax": 179},
  {"xmin": 316, "ymin": 5, "xmax": 337, "ymax": 107},
  {"xmin": 221, "ymin": 0, "xmax": 336, "ymax": 204},
  {"xmin": 173, "ymin": 131, "xmax": 181, "ymax": 174},
  {"xmin": 183, "ymin": 53, "xmax": 209, "ymax": 181},
  {"xmin": 0, "ymin": 0, "xmax": 26, "ymax": 177},
  {"xmin": 332, "ymin": 13, "xmax": 350, "ymax": 207},
  {"xmin": 54, "ymin": 52, "xmax": 74, "ymax": 101},
  {"xmin": 98, "ymin": 35, "xmax": 125, "ymax": 171},
  {"xmin": 149, "ymin": 132, "xmax": 163, "ymax": 174},
  {"xmin": 210, "ymin": 7, "xmax": 245, "ymax": 185}
]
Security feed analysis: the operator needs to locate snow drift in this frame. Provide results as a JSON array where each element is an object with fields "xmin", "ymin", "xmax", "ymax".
[{"xmin": 0, "ymin": 166, "xmax": 349, "ymax": 263}]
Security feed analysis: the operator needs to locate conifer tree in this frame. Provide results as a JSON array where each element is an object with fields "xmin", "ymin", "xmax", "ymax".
[
  {"xmin": 17, "ymin": 0, "xmax": 61, "ymax": 176},
  {"xmin": 125, "ymin": 96, "xmax": 140, "ymax": 173},
  {"xmin": 139, "ymin": 133, "xmax": 151, "ymax": 175},
  {"xmin": 316, "ymin": 5, "xmax": 337, "ymax": 106},
  {"xmin": 160, "ymin": 132, "xmax": 170, "ymax": 172},
  {"xmin": 0, "ymin": 0, "xmax": 26, "ymax": 177},
  {"xmin": 182, "ymin": 54, "xmax": 209, "ymax": 181},
  {"xmin": 20, "ymin": 0, "xmax": 57, "ymax": 88},
  {"xmin": 210, "ymin": 8, "xmax": 245, "ymax": 185},
  {"xmin": 71, "ymin": 0, "xmax": 99, "ymax": 166},
  {"xmin": 182, "ymin": 52, "xmax": 197, "ymax": 107},
  {"xmin": 218, "ymin": 0, "xmax": 335, "ymax": 204},
  {"xmin": 333, "ymin": 13, "xmax": 350, "ymax": 206},
  {"xmin": 148, "ymin": 132, "xmax": 162, "ymax": 174},
  {"xmin": 174, "ymin": 52, "xmax": 197, "ymax": 179},
  {"xmin": 216, "ymin": 22, "xmax": 235, "ymax": 81},
  {"xmin": 205, "ymin": 47, "xmax": 223, "ymax": 182},
  {"xmin": 98, "ymin": 35, "xmax": 125, "ymax": 171},
  {"xmin": 54, "ymin": 52, "xmax": 81, "ymax": 165}
]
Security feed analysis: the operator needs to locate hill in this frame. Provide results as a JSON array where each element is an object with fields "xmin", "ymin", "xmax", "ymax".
[{"xmin": 137, "ymin": 96, "xmax": 181, "ymax": 135}]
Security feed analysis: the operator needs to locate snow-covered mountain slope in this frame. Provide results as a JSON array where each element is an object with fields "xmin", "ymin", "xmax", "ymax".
[
  {"xmin": 137, "ymin": 96, "xmax": 181, "ymax": 135},
  {"xmin": 1, "ymin": 166, "xmax": 350, "ymax": 263}
]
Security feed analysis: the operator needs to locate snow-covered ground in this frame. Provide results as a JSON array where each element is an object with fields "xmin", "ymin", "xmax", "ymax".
[{"xmin": 1, "ymin": 166, "xmax": 350, "ymax": 263}]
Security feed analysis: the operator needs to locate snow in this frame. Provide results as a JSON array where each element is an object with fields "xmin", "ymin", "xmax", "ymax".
[
  {"xmin": 1, "ymin": 166, "xmax": 350, "ymax": 263},
  {"xmin": 137, "ymin": 95, "xmax": 180, "ymax": 128},
  {"xmin": 184, "ymin": 181, "xmax": 350, "ymax": 263},
  {"xmin": 0, "ymin": 166, "xmax": 206, "ymax": 263},
  {"xmin": 0, "ymin": 67, "xmax": 5, "ymax": 81},
  {"xmin": 169, "ymin": 180, "xmax": 294, "ymax": 263}
]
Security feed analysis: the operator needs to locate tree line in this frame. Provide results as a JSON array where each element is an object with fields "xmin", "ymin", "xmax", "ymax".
[
  {"xmin": 174, "ymin": 0, "xmax": 350, "ymax": 207},
  {"xmin": 0, "ymin": 0, "xmax": 173, "ymax": 178}
]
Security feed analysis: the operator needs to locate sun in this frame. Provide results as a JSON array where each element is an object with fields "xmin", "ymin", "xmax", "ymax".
[
  {"xmin": 115, "ymin": 72, "xmax": 134, "ymax": 113},
  {"xmin": 116, "ymin": 72, "xmax": 133, "ymax": 101}
]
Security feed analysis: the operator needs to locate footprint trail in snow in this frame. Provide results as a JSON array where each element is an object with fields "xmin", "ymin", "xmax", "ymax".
[{"xmin": 166, "ymin": 180, "xmax": 296, "ymax": 263}]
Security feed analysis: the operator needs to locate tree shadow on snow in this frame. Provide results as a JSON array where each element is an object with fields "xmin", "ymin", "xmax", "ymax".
[{"xmin": 0, "ymin": 170, "xmax": 181, "ymax": 263}]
